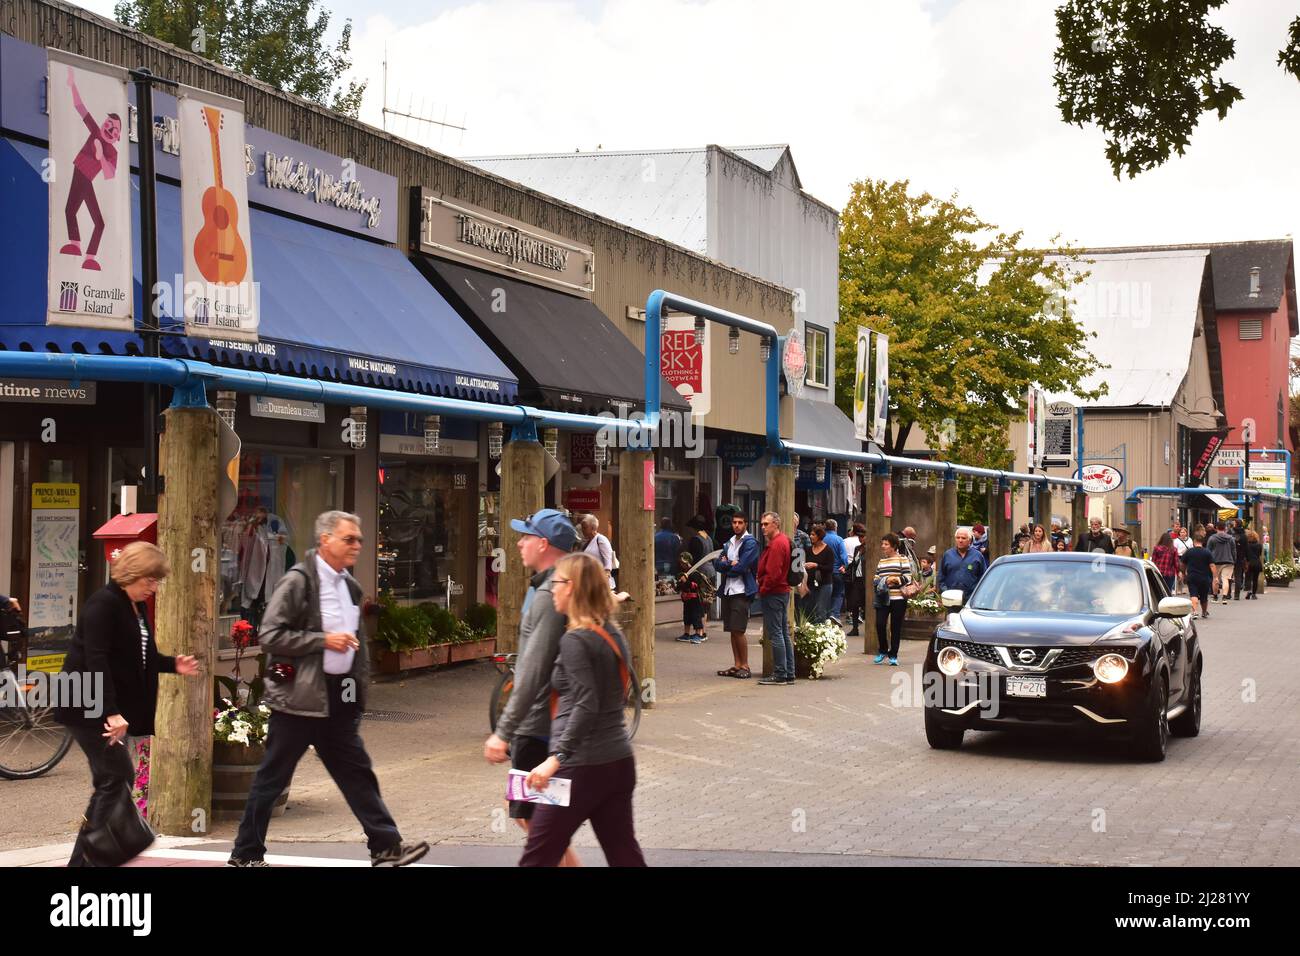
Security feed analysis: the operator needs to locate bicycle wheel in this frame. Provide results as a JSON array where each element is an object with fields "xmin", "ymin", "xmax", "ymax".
[
  {"xmin": 488, "ymin": 670, "xmax": 514, "ymax": 734},
  {"xmin": 0, "ymin": 689, "xmax": 74, "ymax": 780},
  {"xmin": 624, "ymin": 670, "xmax": 642, "ymax": 740}
]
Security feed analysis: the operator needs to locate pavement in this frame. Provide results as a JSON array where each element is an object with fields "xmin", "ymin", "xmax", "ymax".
[{"xmin": 3, "ymin": 584, "xmax": 1299, "ymax": 867}]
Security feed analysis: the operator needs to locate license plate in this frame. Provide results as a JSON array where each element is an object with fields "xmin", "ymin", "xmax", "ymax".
[{"xmin": 1006, "ymin": 677, "xmax": 1046, "ymax": 698}]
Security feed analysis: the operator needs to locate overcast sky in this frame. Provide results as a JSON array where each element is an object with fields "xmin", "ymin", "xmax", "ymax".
[{"xmin": 76, "ymin": 0, "xmax": 1300, "ymax": 253}]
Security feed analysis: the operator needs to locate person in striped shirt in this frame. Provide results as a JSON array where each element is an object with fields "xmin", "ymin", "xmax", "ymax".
[{"xmin": 871, "ymin": 533, "xmax": 912, "ymax": 666}]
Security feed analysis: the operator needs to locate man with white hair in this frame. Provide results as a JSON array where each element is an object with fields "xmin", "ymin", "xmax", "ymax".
[
  {"xmin": 229, "ymin": 510, "xmax": 428, "ymax": 868},
  {"xmin": 937, "ymin": 529, "xmax": 987, "ymax": 603}
]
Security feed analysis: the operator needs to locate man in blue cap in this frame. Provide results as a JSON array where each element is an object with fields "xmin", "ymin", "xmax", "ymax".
[{"xmin": 482, "ymin": 508, "xmax": 581, "ymax": 867}]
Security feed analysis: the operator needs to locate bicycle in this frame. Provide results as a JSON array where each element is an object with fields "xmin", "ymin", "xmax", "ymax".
[
  {"xmin": 0, "ymin": 612, "xmax": 73, "ymax": 780},
  {"xmin": 488, "ymin": 652, "xmax": 642, "ymax": 740}
]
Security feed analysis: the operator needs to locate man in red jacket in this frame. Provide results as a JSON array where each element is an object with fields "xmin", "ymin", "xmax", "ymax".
[{"xmin": 756, "ymin": 511, "xmax": 794, "ymax": 685}]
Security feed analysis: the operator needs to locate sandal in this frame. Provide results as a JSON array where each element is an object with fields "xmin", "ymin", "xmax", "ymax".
[
  {"xmin": 717, "ymin": 666, "xmax": 739, "ymax": 677},
  {"xmin": 733, "ymin": 668, "xmax": 752, "ymax": 679}
]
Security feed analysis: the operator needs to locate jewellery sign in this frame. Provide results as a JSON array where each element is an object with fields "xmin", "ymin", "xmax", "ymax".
[
  {"xmin": 418, "ymin": 189, "xmax": 595, "ymax": 297},
  {"xmin": 45, "ymin": 50, "xmax": 132, "ymax": 331},
  {"xmin": 179, "ymin": 89, "xmax": 258, "ymax": 341}
]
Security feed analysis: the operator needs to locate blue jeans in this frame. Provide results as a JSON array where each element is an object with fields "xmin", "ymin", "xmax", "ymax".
[
  {"xmin": 830, "ymin": 576, "xmax": 845, "ymax": 619},
  {"xmin": 762, "ymin": 593, "xmax": 794, "ymax": 680}
]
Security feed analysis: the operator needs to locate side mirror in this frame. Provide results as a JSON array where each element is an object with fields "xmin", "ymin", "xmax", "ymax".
[
  {"xmin": 1157, "ymin": 596, "xmax": 1192, "ymax": 618},
  {"xmin": 941, "ymin": 589, "xmax": 965, "ymax": 608}
]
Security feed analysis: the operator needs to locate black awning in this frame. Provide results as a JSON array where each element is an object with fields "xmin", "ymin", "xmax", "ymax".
[{"xmin": 416, "ymin": 257, "xmax": 688, "ymax": 415}]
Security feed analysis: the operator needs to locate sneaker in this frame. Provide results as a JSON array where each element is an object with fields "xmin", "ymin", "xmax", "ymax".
[
  {"xmin": 873, "ymin": 653, "xmax": 886, "ymax": 664},
  {"xmin": 888, "ymin": 657, "xmax": 899, "ymax": 666},
  {"xmin": 696, "ymin": 633, "xmax": 708, "ymax": 643},
  {"xmin": 674, "ymin": 634, "xmax": 695, "ymax": 643},
  {"xmin": 371, "ymin": 840, "xmax": 430, "ymax": 867},
  {"xmin": 783, "ymin": 677, "xmax": 796, "ymax": 684},
  {"xmin": 757, "ymin": 676, "xmax": 785, "ymax": 685},
  {"xmin": 226, "ymin": 857, "xmax": 270, "ymax": 867},
  {"xmin": 687, "ymin": 636, "xmax": 702, "ymax": 645}
]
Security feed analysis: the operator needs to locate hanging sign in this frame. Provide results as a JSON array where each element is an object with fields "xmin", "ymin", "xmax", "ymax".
[
  {"xmin": 45, "ymin": 50, "xmax": 133, "ymax": 331},
  {"xmin": 872, "ymin": 332, "xmax": 889, "ymax": 445},
  {"xmin": 179, "ymin": 88, "xmax": 258, "ymax": 341},
  {"xmin": 1081, "ymin": 464, "xmax": 1123, "ymax": 494},
  {"xmin": 660, "ymin": 316, "xmax": 711, "ymax": 416},
  {"xmin": 1025, "ymin": 388, "xmax": 1047, "ymax": 469},
  {"xmin": 1041, "ymin": 402, "xmax": 1074, "ymax": 467},
  {"xmin": 1188, "ymin": 428, "xmax": 1229, "ymax": 483},
  {"xmin": 28, "ymin": 484, "xmax": 80, "ymax": 630},
  {"xmin": 853, "ymin": 326, "xmax": 870, "ymax": 442}
]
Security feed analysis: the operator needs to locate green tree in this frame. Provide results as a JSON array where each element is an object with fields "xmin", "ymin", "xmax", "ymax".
[
  {"xmin": 1055, "ymin": 0, "xmax": 1300, "ymax": 179},
  {"xmin": 114, "ymin": 0, "xmax": 365, "ymax": 117},
  {"xmin": 836, "ymin": 179, "xmax": 1106, "ymax": 464}
]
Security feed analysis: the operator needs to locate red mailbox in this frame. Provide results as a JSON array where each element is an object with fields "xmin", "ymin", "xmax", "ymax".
[{"xmin": 93, "ymin": 513, "xmax": 159, "ymax": 625}]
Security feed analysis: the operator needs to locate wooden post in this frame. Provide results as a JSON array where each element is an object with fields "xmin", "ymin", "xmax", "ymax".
[
  {"xmin": 618, "ymin": 449, "xmax": 655, "ymax": 705},
  {"xmin": 1035, "ymin": 484, "xmax": 1053, "ymax": 537},
  {"xmin": 1071, "ymin": 491, "xmax": 1088, "ymax": 546},
  {"xmin": 862, "ymin": 468, "xmax": 888, "ymax": 654},
  {"xmin": 935, "ymin": 475, "xmax": 957, "ymax": 562},
  {"xmin": 1125, "ymin": 498, "xmax": 1143, "ymax": 556},
  {"xmin": 497, "ymin": 438, "xmax": 544, "ymax": 654},
  {"xmin": 764, "ymin": 458, "xmax": 796, "ymax": 678},
  {"xmin": 988, "ymin": 480, "xmax": 1012, "ymax": 560},
  {"xmin": 149, "ymin": 404, "xmax": 218, "ymax": 836}
]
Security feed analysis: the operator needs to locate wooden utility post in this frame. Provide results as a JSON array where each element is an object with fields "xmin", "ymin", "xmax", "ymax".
[
  {"xmin": 150, "ymin": 404, "xmax": 219, "ymax": 836},
  {"xmin": 1035, "ymin": 484, "xmax": 1053, "ymax": 537},
  {"xmin": 1125, "ymin": 498, "xmax": 1143, "ymax": 556},
  {"xmin": 988, "ymin": 480, "xmax": 1012, "ymax": 560},
  {"xmin": 763, "ymin": 459, "xmax": 796, "ymax": 678},
  {"xmin": 497, "ymin": 437, "xmax": 544, "ymax": 654},
  {"xmin": 933, "ymin": 474, "xmax": 957, "ymax": 560},
  {"xmin": 862, "ymin": 468, "xmax": 888, "ymax": 654},
  {"xmin": 1071, "ymin": 492, "xmax": 1088, "ymax": 545},
  {"xmin": 618, "ymin": 449, "xmax": 655, "ymax": 704}
]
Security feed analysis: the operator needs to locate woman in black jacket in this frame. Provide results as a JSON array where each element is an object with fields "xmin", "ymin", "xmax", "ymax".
[
  {"xmin": 56, "ymin": 541, "xmax": 200, "ymax": 866},
  {"xmin": 519, "ymin": 552, "xmax": 645, "ymax": 867},
  {"xmin": 1244, "ymin": 530, "xmax": 1264, "ymax": 599}
]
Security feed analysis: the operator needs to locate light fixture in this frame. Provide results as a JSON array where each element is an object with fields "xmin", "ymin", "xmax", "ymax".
[
  {"xmin": 926, "ymin": 471, "xmax": 937, "ymax": 488},
  {"xmin": 789, "ymin": 453, "xmax": 800, "ymax": 471},
  {"xmin": 423, "ymin": 414, "xmax": 441, "ymax": 453},
  {"xmin": 979, "ymin": 479, "xmax": 988, "ymax": 495},
  {"xmin": 728, "ymin": 326, "xmax": 740, "ymax": 355},
  {"xmin": 835, "ymin": 462, "xmax": 851, "ymax": 482},
  {"xmin": 863, "ymin": 467, "xmax": 873, "ymax": 485},
  {"xmin": 815, "ymin": 459, "xmax": 827, "ymax": 482},
  {"xmin": 899, "ymin": 470, "xmax": 911, "ymax": 488},
  {"xmin": 694, "ymin": 315, "xmax": 706, "ymax": 345},
  {"xmin": 963, "ymin": 477, "xmax": 973, "ymax": 492},
  {"xmin": 216, "ymin": 390, "xmax": 237, "ymax": 430},
  {"xmin": 759, "ymin": 336, "xmax": 772, "ymax": 363},
  {"xmin": 488, "ymin": 421, "xmax": 504, "ymax": 459},
  {"xmin": 347, "ymin": 406, "xmax": 367, "ymax": 449},
  {"xmin": 542, "ymin": 427, "xmax": 559, "ymax": 458},
  {"xmin": 594, "ymin": 431, "xmax": 610, "ymax": 466},
  {"xmin": 660, "ymin": 311, "xmax": 668, "ymax": 336}
]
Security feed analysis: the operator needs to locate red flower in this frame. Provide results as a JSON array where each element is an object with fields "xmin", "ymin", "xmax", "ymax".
[{"xmin": 230, "ymin": 619, "xmax": 256, "ymax": 648}]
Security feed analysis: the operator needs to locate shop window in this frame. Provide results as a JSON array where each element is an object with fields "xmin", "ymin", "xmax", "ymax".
[{"xmin": 805, "ymin": 325, "xmax": 829, "ymax": 388}]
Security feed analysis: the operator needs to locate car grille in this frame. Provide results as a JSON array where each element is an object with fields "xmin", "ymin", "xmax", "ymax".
[{"xmin": 936, "ymin": 639, "xmax": 1137, "ymax": 668}]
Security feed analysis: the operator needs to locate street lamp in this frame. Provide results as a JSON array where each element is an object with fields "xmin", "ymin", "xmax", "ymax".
[
  {"xmin": 963, "ymin": 477, "xmax": 973, "ymax": 493},
  {"xmin": 347, "ymin": 406, "xmax": 367, "ymax": 449},
  {"xmin": 815, "ymin": 458, "xmax": 828, "ymax": 482},
  {"xmin": 488, "ymin": 421, "xmax": 504, "ymax": 459},
  {"xmin": 759, "ymin": 336, "xmax": 772, "ymax": 363},
  {"xmin": 728, "ymin": 327, "xmax": 740, "ymax": 355},
  {"xmin": 693, "ymin": 315, "xmax": 706, "ymax": 345},
  {"xmin": 423, "ymin": 414, "xmax": 441, "ymax": 453}
]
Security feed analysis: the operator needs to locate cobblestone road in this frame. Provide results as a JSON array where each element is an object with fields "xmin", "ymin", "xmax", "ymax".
[{"xmin": 4, "ymin": 585, "xmax": 1298, "ymax": 866}]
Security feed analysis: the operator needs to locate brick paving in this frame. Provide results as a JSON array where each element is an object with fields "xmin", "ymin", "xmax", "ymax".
[{"xmin": 3, "ymin": 586, "xmax": 1298, "ymax": 866}]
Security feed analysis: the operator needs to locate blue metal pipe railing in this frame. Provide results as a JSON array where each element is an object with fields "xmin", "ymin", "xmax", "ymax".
[
  {"xmin": 0, "ymin": 351, "xmax": 646, "ymax": 436},
  {"xmin": 1125, "ymin": 485, "xmax": 1300, "ymax": 507}
]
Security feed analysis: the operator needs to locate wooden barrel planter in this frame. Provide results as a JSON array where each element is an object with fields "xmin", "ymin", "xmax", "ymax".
[
  {"xmin": 213, "ymin": 741, "xmax": 288, "ymax": 821},
  {"xmin": 903, "ymin": 613, "xmax": 944, "ymax": 642}
]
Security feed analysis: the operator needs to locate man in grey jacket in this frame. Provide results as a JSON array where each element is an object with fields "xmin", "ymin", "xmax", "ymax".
[
  {"xmin": 483, "ymin": 508, "xmax": 580, "ymax": 867},
  {"xmin": 1207, "ymin": 523, "xmax": 1238, "ymax": 605},
  {"xmin": 228, "ymin": 511, "xmax": 428, "ymax": 867}
]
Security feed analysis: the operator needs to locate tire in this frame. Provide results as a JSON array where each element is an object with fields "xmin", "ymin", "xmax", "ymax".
[
  {"xmin": 488, "ymin": 671, "xmax": 513, "ymax": 734},
  {"xmin": 1170, "ymin": 663, "xmax": 1201, "ymax": 738},
  {"xmin": 0, "ymin": 701, "xmax": 74, "ymax": 780},
  {"xmin": 924, "ymin": 707, "xmax": 964, "ymax": 750},
  {"xmin": 624, "ymin": 672, "xmax": 642, "ymax": 741},
  {"xmin": 1131, "ymin": 673, "xmax": 1169, "ymax": 762}
]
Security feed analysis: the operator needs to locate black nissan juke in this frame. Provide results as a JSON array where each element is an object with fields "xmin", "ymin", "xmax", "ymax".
[{"xmin": 922, "ymin": 553, "xmax": 1203, "ymax": 761}]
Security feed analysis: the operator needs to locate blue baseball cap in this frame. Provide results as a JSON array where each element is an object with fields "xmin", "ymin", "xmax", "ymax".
[{"xmin": 509, "ymin": 508, "xmax": 577, "ymax": 551}]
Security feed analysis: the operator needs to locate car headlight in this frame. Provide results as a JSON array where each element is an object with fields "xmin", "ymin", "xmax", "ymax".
[
  {"xmin": 1092, "ymin": 653, "xmax": 1129, "ymax": 684},
  {"xmin": 936, "ymin": 645, "xmax": 966, "ymax": 677}
]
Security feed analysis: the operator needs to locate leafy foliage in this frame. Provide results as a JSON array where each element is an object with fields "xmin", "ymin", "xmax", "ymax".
[
  {"xmin": 836, "ymin": 179, "xmax": 1106, "ymax": 462},
  {"xmin": 113, "ymin": 0, "xmax": 366, "ymax": 117},
  {"xmin": 1053, "ymin": 0, "xmax": 1241, "ymax": 178}
]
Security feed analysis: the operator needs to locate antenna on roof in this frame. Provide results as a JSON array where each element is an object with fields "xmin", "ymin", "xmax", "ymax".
[{"xmin": 381, "ymin": 50, "xmax": 468, "ymax": 149}]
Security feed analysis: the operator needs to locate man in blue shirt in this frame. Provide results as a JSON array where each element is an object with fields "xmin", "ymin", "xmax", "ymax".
[
  {"xmin": 938, "ymin": 529, "xmax": 988, "ymax": 602},
  {"xmin": 654, "ymin": 518, "xmax": 681, "ymax": 577},
  {"xmin": 822, "ymin": 519, "xmax": 850, "ymax": 623}
]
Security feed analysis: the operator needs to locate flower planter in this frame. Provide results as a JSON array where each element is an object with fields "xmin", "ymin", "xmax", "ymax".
[
  {"xmin": 1265, "ymin": 577, "xmax": 1290, "ymax": 588},
  {"xmin": 374, "ymin": 643, "xmax": 451, "ymax": 675},
  {"xmin": 794, "ymin": 654, "xmax": 814, "ymax": 679},
  {"xmin": 449, "ymin": 637, "xmax": 497, "ymax": 663},
  {"xmin": 213, "ymin": 740, "xmax": 288, "ymax": 821},
  {"xmin": 903, "ymin": 613, "xmax": 944, "ymax": 642}
]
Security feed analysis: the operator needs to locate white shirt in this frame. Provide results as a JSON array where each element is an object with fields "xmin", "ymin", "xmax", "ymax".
[
  {"xmin": 1173, "ymin": 536, "xmax": 1189, "ymax": 556},
  {"xmin": 723, "ymin": 533, "xmax": 751, "ymax": 596},
  {"xmin": 844, "ymin": 535, "xmax": 861, "ymax": 562},
  {"xmin": 316, "ymin": 554, "xmax": 359, "ymax": 674}
]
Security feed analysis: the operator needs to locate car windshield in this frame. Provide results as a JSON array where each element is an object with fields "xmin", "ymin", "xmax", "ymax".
[{"xmin": 969, "ymin": 560, "xmax": 1145, "ymax": 615}]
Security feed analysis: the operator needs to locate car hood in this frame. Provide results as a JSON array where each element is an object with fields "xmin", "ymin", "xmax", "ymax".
[{"xmin": 953, "ymin": 608, "xmax": 1138, "ymax": 646}]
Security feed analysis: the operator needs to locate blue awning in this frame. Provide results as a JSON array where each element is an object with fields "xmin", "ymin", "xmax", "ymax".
[{"xmin": 0, "ymin": 137, "xmax": 517, "ymax": 402}]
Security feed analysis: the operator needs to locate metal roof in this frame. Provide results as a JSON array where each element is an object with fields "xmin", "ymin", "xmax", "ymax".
[{"xmin": 1044, "ymin": 249, "xmax": 1212, "ymax": 409}]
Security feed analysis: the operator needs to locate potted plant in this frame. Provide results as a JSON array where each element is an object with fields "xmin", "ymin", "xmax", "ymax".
[
  {"xmin": 791, "ymin": 613, "xmax": 847, "ymax": 679},
  {"xmin": 373, "ymin": 599, "xmax": 444, "ymax": 673},
  {"xmin": 903, "ymin": 591, "xmax": 945, "ymax": 641},
  {"xmin": 448, "ymin": 605, "xmax": 497, "ymax": 662},
  {"xmin": 212, "ymin": 620, "xmax": 287, "ymax": 820},
  {"xmin": 1263, "ymin": 559, "xmax": 1297, "ymax": 587}
]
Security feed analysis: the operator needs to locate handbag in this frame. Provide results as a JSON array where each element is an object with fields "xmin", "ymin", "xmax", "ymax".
[{"xmin": 82, "ymin": 780, "xmax": 156, "ymax": 867}]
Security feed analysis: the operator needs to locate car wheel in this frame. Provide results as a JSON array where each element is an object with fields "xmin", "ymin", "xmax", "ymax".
[
  {"xmin": 1170, "ymin": 664, "xmax": 1201, "ymax": 738},
  {"xmin": 1131, "ymin": 673, "xmax": 1169, "ymax": 762},
  {"xmin": 924, "ymin": 707, "xmax": 964, "ymax": 750}
]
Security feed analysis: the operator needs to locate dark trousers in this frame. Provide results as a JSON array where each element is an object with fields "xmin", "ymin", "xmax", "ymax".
[
  {"xmin": 1247, "ymin": 566, "xmax": 1261, "ymax": 597},
  {"xmin": 232, "ymin": 676, "xmax": 400, "ymax": 861},
  {"xmin": 67, "ymin": 723, "xmax": 136, "ymax": 867},
  {"xmin": 875, "ymin": 600, "xmax": 907, "ymax": 657},
  {"xmin": 519, "ymin": 755, "xmax": 646, "ymax": 867}
]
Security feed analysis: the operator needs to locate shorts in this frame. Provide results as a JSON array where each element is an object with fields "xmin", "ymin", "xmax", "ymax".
[
  {"xmin": 721, "ymin": 593, "xmax": 751, "ymax": 633},
  {"xmin": 508, "ymin": 735, "xmax": 551, "ymax": 820},
  {"xmin": 682, "ymin": 597, "xmax": 705, "ymax": 629}
]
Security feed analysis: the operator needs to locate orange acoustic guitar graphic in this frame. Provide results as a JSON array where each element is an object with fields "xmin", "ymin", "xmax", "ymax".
[{"xmin": 192, "ymin": 105, "xmax": 248, "ymax": 285}]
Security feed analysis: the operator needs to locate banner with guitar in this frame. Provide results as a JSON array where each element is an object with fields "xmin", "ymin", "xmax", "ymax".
[
  {"xmin": 45, "ymin": 49, "xmax": 133, "ymax": 331},
  {"xmin": 179, "ymin": 89, "xmax": 258, "ymax": 341}
]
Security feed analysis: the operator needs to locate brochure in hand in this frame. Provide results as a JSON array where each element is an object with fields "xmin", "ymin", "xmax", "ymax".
[{"xmin": 506, "ymin": 768, "xmax": 572, "ymax": 807}]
